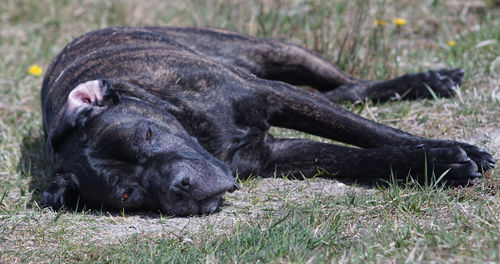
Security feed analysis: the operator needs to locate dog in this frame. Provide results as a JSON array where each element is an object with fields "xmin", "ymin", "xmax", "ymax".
[{"xmin": 40, "ymin": 27, "xmax": 495, "ymax": 216}]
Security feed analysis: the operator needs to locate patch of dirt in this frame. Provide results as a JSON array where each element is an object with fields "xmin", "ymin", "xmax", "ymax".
[
  {"xmin": 61, "ymin": 178, "xmax": 368, "ymax": 244},
  {"xmin": 0, "ymin": 178, "xmax": 369, "ymax": 263},
  {"xmin": 467, "ymin": 128, "xmax": 500, "ymax": 159}
]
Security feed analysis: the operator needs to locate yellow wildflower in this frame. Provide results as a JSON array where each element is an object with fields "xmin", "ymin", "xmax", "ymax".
[
  {"xmin": 374, "ymin": 19, "xmax": 387, "ymax": 26},
  {"xmin": 447, "ymin": 40, "xmax": 457, "ymax": 47},
  {"xmin": 28, "ymin": 64, "xmax": 43, "ymax": 76},
  {"xmin": 392, "ymin": 18, "xmax": 407, "ymax": 27}
]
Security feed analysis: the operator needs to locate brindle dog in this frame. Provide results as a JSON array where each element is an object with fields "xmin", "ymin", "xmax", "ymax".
[{"xmin": 40, "ymin": 27, "xmax": 495, "ymax": 216}]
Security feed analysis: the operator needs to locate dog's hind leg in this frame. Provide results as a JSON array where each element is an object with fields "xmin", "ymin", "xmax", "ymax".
[
  {"xmin": 147, "ymin": 26, "xmax": 360, "ymax": 89},
  {"xmin": 151, "ymin": 27, "xmax": 464, "ymax": 102},
  {"xmin": 323, "ymin": 68, "xmax": 465, "ymax": 102}
]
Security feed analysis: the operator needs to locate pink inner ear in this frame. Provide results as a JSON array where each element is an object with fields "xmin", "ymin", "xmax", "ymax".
[{"xmin": 67, "ymin": 80, "xmax": 104, "ymax": 110}]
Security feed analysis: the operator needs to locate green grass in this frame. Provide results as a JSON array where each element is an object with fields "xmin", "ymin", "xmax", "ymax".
[{"xmin": 0, "ymin": 0, "xmax": 499, "ymax": 263}]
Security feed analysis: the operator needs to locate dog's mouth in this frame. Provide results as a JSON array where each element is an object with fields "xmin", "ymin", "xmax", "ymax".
[
  {"xmin": 161, "ymin": 189, "xmax": 234, "ymax": 216},
  {"xmin": 197, "ymin": 181, "xmax": 240, "ymax": 215},
  {"xmin": 197, "ymin": 191, "xmax": 227, "ymax": 215}
]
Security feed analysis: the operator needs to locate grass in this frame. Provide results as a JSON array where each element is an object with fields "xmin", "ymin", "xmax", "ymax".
[{"xmin": 0, "ymin": 0, "xmax": 499, "ymax": 263}]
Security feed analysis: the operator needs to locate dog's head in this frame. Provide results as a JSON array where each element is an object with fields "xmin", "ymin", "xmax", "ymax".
[{"xmin": 41, "ymin": 79, "xmax": 239, "ymax": 216}]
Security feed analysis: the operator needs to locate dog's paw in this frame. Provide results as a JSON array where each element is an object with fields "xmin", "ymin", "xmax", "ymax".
[
  {"xmin": 421, "ymin": 140, "xmax": 495, "ymax": 175},
  {"xmin": 426, "ymin": 146, "xmax": 482, "ymax": 186},
  {"xmin": 437, "ymin": 68, "xmax": 465, "ymax": 86},
  {"xmin": 456, "ymin": 143, "xmax": 496, "ymax": 172},
  {"xmin": 417, "ymin": 68, "xmax": 465, "ymax": 98}
]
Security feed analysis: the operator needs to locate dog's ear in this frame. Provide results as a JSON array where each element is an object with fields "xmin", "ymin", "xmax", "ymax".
[
  {"xmin": 48, "ymin": 79, "xmax": 120, "ymax": 152},
  {"xmin": 40, "ymin": 173, "xmax": 79, "ymax": 210}
]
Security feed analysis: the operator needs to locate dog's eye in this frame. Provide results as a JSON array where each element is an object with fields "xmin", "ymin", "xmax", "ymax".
[
  {"xmin": 122, "ymin": 188, "xmax": 133, "ymax": 202},
  {"xmin": 146, "ymin": 128, "xmax": 152, "ymax": 143}
]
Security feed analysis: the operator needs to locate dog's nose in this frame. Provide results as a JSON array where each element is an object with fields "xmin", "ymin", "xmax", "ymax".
[
  {"xmin": 167, "ymin": 157, "xmax": 239, "ymax": 201},
  {"xmin": 172, "ymin": 175, "xmax": 191, "ymax": 193}
]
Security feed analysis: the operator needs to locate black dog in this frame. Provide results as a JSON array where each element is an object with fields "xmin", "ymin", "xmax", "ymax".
[{"xmin": 40, "ymin": 27, "xmax": 495, "ymax": 216}]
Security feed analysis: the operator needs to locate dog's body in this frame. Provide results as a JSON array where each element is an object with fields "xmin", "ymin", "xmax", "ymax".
[{"xmin": 41, "ymin": 27, "xmax": 494, "ymax": 215}]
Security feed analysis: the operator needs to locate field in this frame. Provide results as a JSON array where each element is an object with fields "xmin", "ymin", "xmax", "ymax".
[{"xmin": 0, "ymin": 0, "xmax": 499, "ymax": 263}]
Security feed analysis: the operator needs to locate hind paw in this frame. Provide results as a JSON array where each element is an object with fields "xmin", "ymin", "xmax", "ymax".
[{"xmin": 418, "ymin": 68, "xmax": 465, "ymax": 98}]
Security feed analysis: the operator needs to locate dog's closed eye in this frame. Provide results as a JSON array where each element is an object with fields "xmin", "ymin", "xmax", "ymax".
[
  {"xmin": 146, "ymin": 128, "xmax": 152, "ymax": 143},
  {"xmin": 122, "ymin": 188, "xmax": 133, "ymax": 202}
]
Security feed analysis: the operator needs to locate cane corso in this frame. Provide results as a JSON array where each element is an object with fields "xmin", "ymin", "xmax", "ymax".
[{"xmin": 40, "ymin": 27, "xmax": 495, "ymax": 216}]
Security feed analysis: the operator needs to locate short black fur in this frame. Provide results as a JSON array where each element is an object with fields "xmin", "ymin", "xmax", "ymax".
[{"xmin": 40, "ymin": 27, "xmax": 495, "ymax": 216}]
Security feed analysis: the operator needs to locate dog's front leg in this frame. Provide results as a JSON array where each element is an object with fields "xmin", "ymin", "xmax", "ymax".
[
  {"xmin": 264, "ymin": 81, "xmax": 495, "ymax": 174},
  {"xmin": 263, "ymin": 139, "xmax": 481, "ymax": 185}
]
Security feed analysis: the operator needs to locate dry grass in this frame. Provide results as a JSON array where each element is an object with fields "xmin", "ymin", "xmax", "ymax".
[{"xmin": 0, "ymin": 0, "xmax": 499, "ymax": 263}]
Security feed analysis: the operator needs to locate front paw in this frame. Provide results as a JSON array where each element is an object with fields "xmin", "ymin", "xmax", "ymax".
[
  {"xmin": 426, "ymin": 146, "xmax": 482, "ymax": 186},
  {"xmin": 421, "ymin": 140, "xmax": 495, "ymax": 175},
  {"xmin": 456, "ymin": 143, "xmax": 496, "ymax": 172}
]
